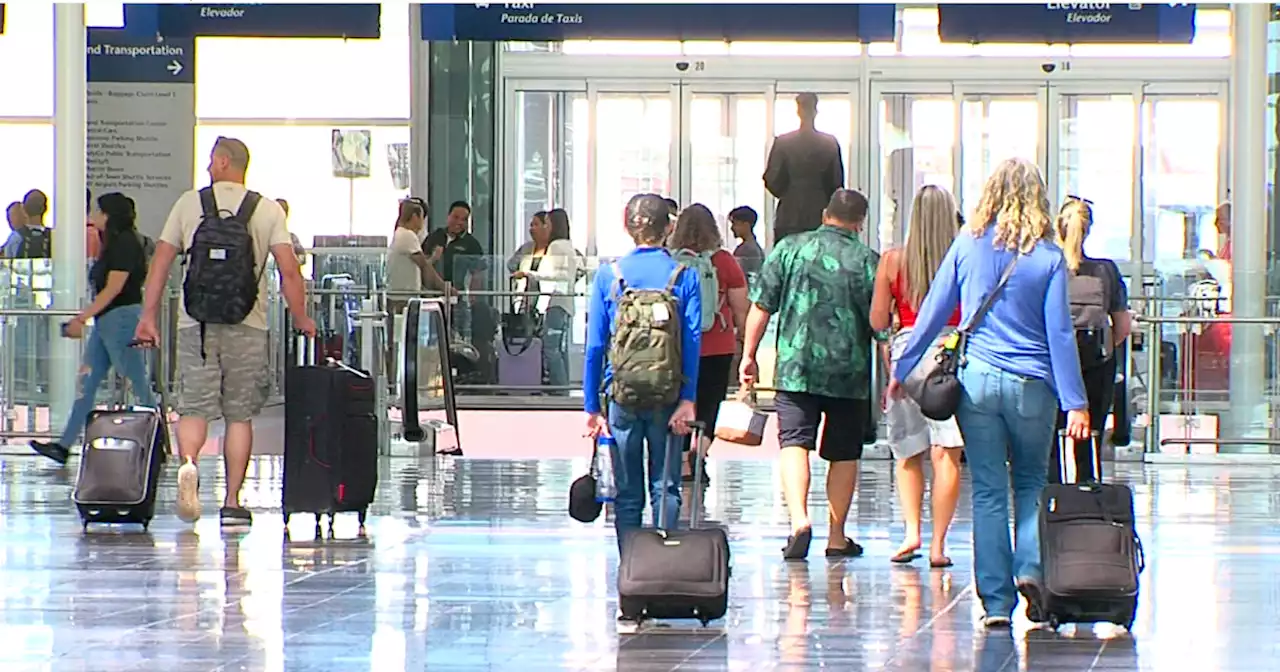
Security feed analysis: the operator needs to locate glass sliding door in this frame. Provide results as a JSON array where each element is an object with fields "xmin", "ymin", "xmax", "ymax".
[
  {"xmin": 593, "ymin": 87, "xmax": 677, "ymax": 258},
  {"xmin": 1052, "ymin": 91, "xmax": 1139, "ymax": 264},
  {"xmin": 872, "ymin": 88, "xmax": 956, "ymax": 251},
  {"xmin": 957, "ymin": 91, "xmax": 1045, "ymax": 217},
  {"xmin": 685, "ymin": 89, "xmax": 770, "ymax": 244},
  {"xmin": 510, "ymin": 87, "xmax": 589, "ymax": 255},
  {"xmin": 1141, "ymin": 95, "xmax": 1225, "ymax": 266}
]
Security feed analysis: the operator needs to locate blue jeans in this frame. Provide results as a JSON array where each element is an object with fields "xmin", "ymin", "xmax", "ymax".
[
  {"xmin": 955, "ymin": 357, "xmax": 1057, "ymax": 618},
  {"xmin": 541, "ymin": 307, "xmax": 570, "ymax": 391},
  {"xmin": 60, "ymin": 305, "xmax": 156, "ymax": 447},
  {"xmin": 608, "ymin": 401, "xmax": 680, "ymax": 548}
]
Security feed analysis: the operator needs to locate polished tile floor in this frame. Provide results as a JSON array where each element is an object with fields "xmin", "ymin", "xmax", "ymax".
[{"xmin": 1, "ymin": 453, "xmax": 1278, "ymax": 671}]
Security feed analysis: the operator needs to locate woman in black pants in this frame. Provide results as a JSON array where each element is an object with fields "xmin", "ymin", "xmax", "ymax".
[{"xmin": 1051, "ymin": 197, "xmax": 1132, "ymax": 482}]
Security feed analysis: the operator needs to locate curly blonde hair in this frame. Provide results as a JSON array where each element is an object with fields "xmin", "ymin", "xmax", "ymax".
[{"xmin": 968, "ymin": 157, "xmax": 1054, "ymax": 254}]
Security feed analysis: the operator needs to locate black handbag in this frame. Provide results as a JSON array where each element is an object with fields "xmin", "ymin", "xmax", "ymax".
[
  {"xmin": 568, "ymin": 440, "xmax": 603, "ymax": 523},
  {"xmin": 901, "ymin": 254, "xmax": 1019, "ymax": 420}
]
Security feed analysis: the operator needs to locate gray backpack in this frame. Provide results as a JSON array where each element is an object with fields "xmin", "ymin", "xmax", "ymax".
[{"xmin": 1068, "ymin": 262, "xmax": 1114, "ymax": 368}]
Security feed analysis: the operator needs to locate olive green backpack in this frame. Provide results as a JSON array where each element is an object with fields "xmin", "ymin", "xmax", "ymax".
[{"xmin": 608, "ymin": 261, "xmax": 687, "ymax": 408}]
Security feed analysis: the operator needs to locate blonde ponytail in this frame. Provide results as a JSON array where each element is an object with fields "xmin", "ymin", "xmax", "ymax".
[{"xmin": 1056, "ymin": 199, "xmax": 1092, "ymax": 273}]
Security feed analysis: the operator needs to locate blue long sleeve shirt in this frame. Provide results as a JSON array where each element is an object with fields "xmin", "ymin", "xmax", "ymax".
[
  {"xmin": 893, "ymin": 229, "xmax": 1089, "ymax": 412},
  {"xmin": 583, "ymin": 247, "xmax": 702, "ymax": 414}
]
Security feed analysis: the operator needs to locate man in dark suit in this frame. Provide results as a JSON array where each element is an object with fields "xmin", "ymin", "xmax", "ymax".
[{"xmin": 764, "ymin": 93, "xmax": 845, "ymax": 243}]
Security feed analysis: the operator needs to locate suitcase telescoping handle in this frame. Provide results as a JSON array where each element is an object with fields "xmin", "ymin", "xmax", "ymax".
[
  {"xmin": 293, "ymin": 333, "xmax": 371, "ymax": 379},
  {"xmin": 658, "ymin": 420, "xmax": 707, "ymax": 532},
  {"xmin": 1058, "ymin": 429, "xmax": 1103, "ymax": 485}
]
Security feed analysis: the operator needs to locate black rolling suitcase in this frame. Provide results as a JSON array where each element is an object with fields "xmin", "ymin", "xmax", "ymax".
[
  {"xmin": 617, "ymin": 422, "xmax": 730, "ymax": 626},
  {"xmin": 283, "ymin": 336, "xmax": 379, "ymax": 539},
  {"xmin": 1038, "ymin": 431, "xmax": 1145, "ymax": 630},
  {"xmin": 72, "ymin": 406, "xmax": 168, "ymax": 531}
]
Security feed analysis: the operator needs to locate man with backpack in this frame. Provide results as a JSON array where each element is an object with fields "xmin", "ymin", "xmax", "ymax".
[
  {"xmin": 3, "ymin": 189, "xmax": 52, "ymax": 259},
  {"xmin": 583, "ymin": 193, "xmax": 701, "ymax": 561},
  {"xmin": 136, "ymin": 136, "xmax": 316, "ymax": 529}
]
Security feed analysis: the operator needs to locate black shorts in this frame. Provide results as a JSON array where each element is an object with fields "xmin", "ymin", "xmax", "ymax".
[
  {"xmin": 774, "ymin": 391, "xmax": 869, "ymax": 462},
  {"xmin": 684, "ymin": 353, "xmax": 734, "ymax": 451}
]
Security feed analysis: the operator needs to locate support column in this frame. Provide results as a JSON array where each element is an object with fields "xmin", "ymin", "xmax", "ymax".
[
  {"xmin": 409, "ymin": 4, "xmax": 430, "ymax": 201},
  {"xmin": 52, "ymin": 4, "xmax": 88, "ymax": 431},
  {"xmin": 1228, "ymin": 4, "xmax": 1269, "ymax": 450}
]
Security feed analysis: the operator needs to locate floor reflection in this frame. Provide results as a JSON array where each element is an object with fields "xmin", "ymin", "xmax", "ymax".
[{"xmin": 0, "ymin": 456, "xmax": 1279, "ymax": 670}]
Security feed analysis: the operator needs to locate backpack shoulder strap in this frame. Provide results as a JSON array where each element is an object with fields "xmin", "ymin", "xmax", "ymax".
[
  {"xmin": 198, "ymin": 187, "xmax": 217, "ymax": 218},
  {"xmin": 665, "ymin": 264, "xmax": 687, "ymax": 294},
  {"xmin": 609, "ymin": 261, "xmax": 626, "ymax": 302},
  {"xmin": 234, "ymin": 191, "xmax": 261, "ymax": 223}
]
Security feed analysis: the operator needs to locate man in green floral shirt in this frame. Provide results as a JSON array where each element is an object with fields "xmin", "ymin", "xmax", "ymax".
[{"xmin": 740, "ymin": 188, "xmax": 879, "ymax": 561}]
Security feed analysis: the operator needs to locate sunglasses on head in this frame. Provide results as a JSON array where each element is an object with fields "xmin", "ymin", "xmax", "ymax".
[{"xmin": 1067, "ymin": 195, "xmax": 1094, "ymax": 206}]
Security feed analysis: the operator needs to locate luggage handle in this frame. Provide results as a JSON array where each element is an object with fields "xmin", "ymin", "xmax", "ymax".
[
  {"xmin": 325, "ymin": 356, "xmax": 371, "ymax": 379},
  {"xmin": 659, "ymin": 420, "xmax": 707, "ymax": 533},
  {"xmin": 295, "ymin": 333, "xmax": 316, "ymax": 367},
  {"xmin": 1058, "ymin": 429, "xmax": 1103, "ymax": 485}
]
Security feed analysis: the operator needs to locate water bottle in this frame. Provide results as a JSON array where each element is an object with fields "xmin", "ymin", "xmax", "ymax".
[{"xmin": 594, "ymin": 436, "xmax": 618, "ymax": 503}]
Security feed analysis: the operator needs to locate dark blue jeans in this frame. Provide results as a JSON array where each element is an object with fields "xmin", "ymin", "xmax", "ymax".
[
  {"xmin": 541, "ymin": 307, "xmax": 570, "ymax": 391},
  {"xmin": 608, "ymin": 401, "xmax": 680, "ymax": 549},
  {"xmin": 60, "ymin": 304, "xmax": 155, "ymax": 447}
]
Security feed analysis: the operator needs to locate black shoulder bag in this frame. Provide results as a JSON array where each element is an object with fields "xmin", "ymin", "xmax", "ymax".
[{"xmin": 901, "ymin": 254, "xmax": 1020, "ymax": 421}]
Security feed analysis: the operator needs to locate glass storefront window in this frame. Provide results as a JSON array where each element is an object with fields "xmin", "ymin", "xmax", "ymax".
[{"xmin": 0, "ymin": 123, "xmax": 54, "ymax": 237}]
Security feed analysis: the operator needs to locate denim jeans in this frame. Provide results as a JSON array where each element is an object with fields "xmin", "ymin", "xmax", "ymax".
[
  {"xmin": 608, "ymin": 401, "xmax": 680, "ymax": 549},
  {"xmin": 60, "ymin": 304, "xmax": 156, "ymax": 447},
  {"xmin": 955, "ymin": 357, "xmax": 1057, "ymax": 618},
  {"xmin": 541, "ymin": 307, "xmax": 570, "ymax": 391}
]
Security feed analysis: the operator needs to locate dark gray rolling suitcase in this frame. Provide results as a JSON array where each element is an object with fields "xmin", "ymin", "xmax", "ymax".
[
  {"xmin": 1037, "ymin": 431, "xmax": 1145, "ymax": 630},
  {"xmin": 72, "ymin": 406, "xmax": 168, "ymax": 531},
  {"xmin": 617, "ymin": 422, "xmax": 730, "ymax": 626}
]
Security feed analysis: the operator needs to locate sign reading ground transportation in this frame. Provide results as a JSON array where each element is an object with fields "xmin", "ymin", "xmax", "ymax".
[
  {"xmin": 420, "ymin": 3, "xmax": 897, "ymax": 43},
  {"xmin": 86, "ymin": 31, "xmax": 196, "ymax": 241},
  {"xmin": 937, "ymin": 3, "xmax": 1197, "ymax": 44},
  {"xmin": 148, "ymin": 3, "xmax": 381, "ymax": 39}
]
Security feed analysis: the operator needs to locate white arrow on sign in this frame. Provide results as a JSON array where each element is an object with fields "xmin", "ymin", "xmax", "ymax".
[{"xmin": 167, "ymin": 60, "xmax": 183, "ymax": 76}]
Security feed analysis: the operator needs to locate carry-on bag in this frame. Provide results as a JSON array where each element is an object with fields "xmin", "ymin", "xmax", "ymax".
[
  {"xmin": 497, "ymin": 335, "xmax": 544, "ymax": 390},
  {"xmin": 283, "ymin": 336, "xmax": 379, "ymax": 538},
  {"xmin": 617, "ymin": 421, "xmax": 730, "ymax": 626},
  {"xmin": 72, "ymin": 405, "xmax": 168, "ymax": 531},
  {"xmin": 714, "ymin": 389, "xmax": 767, "ymax": 446},
  {"xmin": 1038, "ymin": 430, "xmax": 1145, "ymax": 630}
]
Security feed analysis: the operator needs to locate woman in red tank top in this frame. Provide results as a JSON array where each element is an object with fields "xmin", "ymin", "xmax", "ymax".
[{"xmin": 869, "ymin": 185, "xmax": 965, "ymax": 568}]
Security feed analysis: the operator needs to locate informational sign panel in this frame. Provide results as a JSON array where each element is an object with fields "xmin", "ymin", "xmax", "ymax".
[
  {"xmin": 421, "ymin": 3, "xmax": 897, "ymax": 43},
  {"xmin": 86, "ymin": 31, "xmax": 196, "ymax": 240},
  {"xmin": 937, "ymin": 3, "xmax": 1197, "ymax": 44},
  {"xmin": 332, "ymin": 130, "xmax": 372, "ymax": 179},
  {"xmin": 147, "ymin": 3, "xmax": 381, "ymax": 39}
]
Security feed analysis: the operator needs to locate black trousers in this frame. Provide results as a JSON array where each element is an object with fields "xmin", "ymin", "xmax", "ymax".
[{"xmin": 1049, "ymin": 356, "xmax": 1117, "ymax": 484}]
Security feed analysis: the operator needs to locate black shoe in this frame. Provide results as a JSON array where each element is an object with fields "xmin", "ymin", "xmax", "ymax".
[
  {"xmin": 220, "ymin": 506, "xmax": 253, "ymax": 527},
  {"xmin": 1017, "ymin": 578, "xmax": 1047, "ymax": 623},
  {"xmin": 29, "ymin": 440, "xmax": 69, "ymax": 465},
  {"xmin": 782, "ymin": 527, "xmax": 813, "ymax": 560},
  {"xmin": 825, "ymin": 538, "xmax": 865, "ymax": 558}
]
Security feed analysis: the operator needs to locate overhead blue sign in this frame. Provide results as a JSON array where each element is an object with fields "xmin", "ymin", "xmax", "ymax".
[
  {"xmin": 937, "ymin": 3, "xmax": 1197, "ymax": 44},
  {"xmin": 87, "ymin": 30, "xmax": 196, "ymax": 85},
  {"xmin": 420, "ymin": 3, "xmax": 897, "ymax": 43},
  {"xmin": 126, "ymin": 3, "xmax": 381, "ymax": 39}
]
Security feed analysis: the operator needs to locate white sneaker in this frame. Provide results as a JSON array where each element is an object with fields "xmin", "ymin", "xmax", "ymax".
[{"xmin": 176, "ymin": 460, "xmax": 201, "ymax": 523}]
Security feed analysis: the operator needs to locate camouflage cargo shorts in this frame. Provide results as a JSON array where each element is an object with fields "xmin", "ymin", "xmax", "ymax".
[{"xmin": 176, "ymin": 324, "xmax": 271, "ymax": 423}]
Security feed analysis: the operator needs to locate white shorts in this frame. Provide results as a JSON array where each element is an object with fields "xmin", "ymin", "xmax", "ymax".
[{"xmin": 887, "ymin": 327, "xmax": 965, "ymax": 460}]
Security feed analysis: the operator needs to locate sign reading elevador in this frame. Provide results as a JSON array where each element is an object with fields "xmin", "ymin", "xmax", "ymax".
[{"xmin": 86, "ymin": 32, "xmax": 196, "ymax": 240}]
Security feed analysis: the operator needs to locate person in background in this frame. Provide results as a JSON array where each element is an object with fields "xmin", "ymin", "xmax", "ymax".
[
  {"xmin": 386, "ymin": 198, "xmax": 442, "ymax": 381},
  {"xmin": 740, "ymin": 189, "xmax": 877, "ymax": 562},
  {"xmin": 546, "ymin": 208, "xmax": 588, "ymax": 284},
  {"xmin": 1051, "ymin": 197, "xmax": 1131, "ymax": 483},
  {"xmin": 583, "ymin": 194, "xmax": 700, "ymax": 576},
  {"xmin": 422, "ymin": 201, "xmax": 486, "ymax": 289},
  {"xmin": 870, "ymin": 185, "xmax": 965, "ymax": 568},
  {"xmin": 135, "ymin": 137, "xmax": 316, "ymax": 528},
  {"xmin": 86, "ymin": 188, "xmax": 101, "ymax": 260},
  {"xmin": 508, "ymin": 210, "xmax": 578, "ymax": 391},
  {"xmin": 3, "ymin": 190, "xmax": 50, "ymax": 258},
  {"xmin": 729, "ymin": 205, "xmax": 764, "ymax": 279},
  {"xmin": 3, "ymin": 202, "xmax": 25, "ymax": 256},
  {"xmin": 29, "ymin": 193, "xmax": 154, "ymax": 464},
  {"xmin": 764, "ymin": 93, "xmax": 845, "ymax": 243},
  {"xmin": 23, "ymin": 189, "xmax": 48, "ymax": 228},
  {"xmin": 668, "ymin": 204, "xmax": 749, "ymax": 483},
  {"xmin": 663, "ymin": 198, "xmax": 680, "ymax": 217},
  {"xmin": 888, "ymin": 157, "xmax": 1090, "ymax": 629},
  {"xmin": 276, "ymin": 199, "xmax": 306, "ymax": 268}
]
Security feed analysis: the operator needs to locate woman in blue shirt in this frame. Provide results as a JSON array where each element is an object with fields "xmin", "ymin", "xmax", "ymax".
[{"xmin": 888, "ymin": 158, "xmax": 1091, "ymax": 629}]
